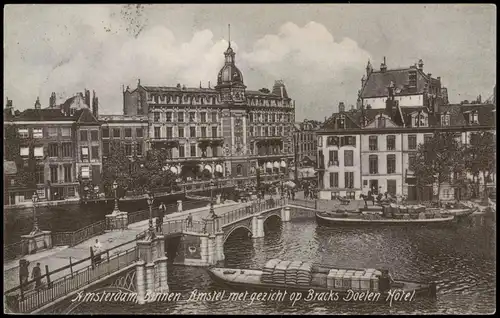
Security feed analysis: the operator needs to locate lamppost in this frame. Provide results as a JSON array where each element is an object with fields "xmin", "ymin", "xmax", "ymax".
[
  {"xmin": 146, "ymin": 191, "xmax": 155, "ymax": 240},
  {"xmin": 209, "ymin": 180, "xmax": 217, "ymax": 218},
  {"xmin": 30, "ymin": 192, "xmax": 40, "ymax": 235},
  {"xmin": 112, "ymin": 180, "xmax": 120, "ymax": 214},
  {"xmin": 94, "ymin": 185, "xmax": 99, "ymax": 200}
]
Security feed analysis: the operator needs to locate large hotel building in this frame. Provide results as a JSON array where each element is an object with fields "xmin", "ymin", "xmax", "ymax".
[
  {"xmin": 316, "ymin": 58, "xmax": 496, "ymax": 201},
  {"xmin": 122, "ymin": 42, "xmax": 295, "ymax": 187}
]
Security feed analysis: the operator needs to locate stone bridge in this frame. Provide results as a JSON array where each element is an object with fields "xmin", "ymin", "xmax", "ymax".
[{"xmin": 4, "ymin": 198, "xmax": 319, "ymax": 314}]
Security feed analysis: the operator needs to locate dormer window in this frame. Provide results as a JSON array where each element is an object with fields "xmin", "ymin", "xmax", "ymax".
[
  {"xmin": 470, "ymin": 111, "xmax": 479, "ymax": 125},
  {"xmin": 414, "ymin": 112, "xmax": 427, "ymax": 127},
  {"xmin": 338, "ymin": 115, "xmax": 346, "ymax": 129},
  {"xmin": 441, "ymin": 113, "xmax": 450, "ymax": 126},
  {"xmin": 377, "ymin": 116, "xmax": 386, "ymax": 128}
]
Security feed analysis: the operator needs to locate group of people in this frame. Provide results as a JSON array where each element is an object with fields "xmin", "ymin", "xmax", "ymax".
[{"xmin": 19, "ymin": 259, "xmax": 43, "ymax": 291}]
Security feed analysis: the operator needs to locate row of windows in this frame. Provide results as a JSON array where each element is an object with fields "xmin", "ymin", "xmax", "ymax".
[
  {"xmin": 328, "ymin": 150, "xmax": 354, "ymax": 167},
  {"xmin": 325, "ymin": 134, "xmax": 435, "ymax": 152},
  {"xmin": 102, "ymin": 127, "xmax": 144, "ymax": 139},
  {"xmin": 368, "ymin": 154, "xmax": 396, "ymax": 174},
  {"xmin": 248, "ymin": 113, "xmax": 292, "ymax": 123},
  {"xmin": 34, "ymin": 164, "xmax": 73, "ymax": 184},
  {"xmin": 79, "ymin": 130, "xmax": 100, "ymax": 142},
  {"xmin": 17, "ymin": 127, "xmax": 72, "ymax": 138},
  {"xmin": 153, "ymin": 111, "xmax": 217, "ymax": 123},
  {"xmin": 325, "ymin": 136, "xmax": 356, "ymax": 147},
  {"xmin": 329, "ymin": 172, "xmax": 355, "ymax": 189},
  {"xmin": 149, "ymin": 94, "xmax": 219, "ymax": 105},
  {"xmin": 153, "ymin": 127, "xmax": 218, "ymax": 139},
  {"xmin": 102, "ymin": 142, "xmax": 143, "ymax": 157}
]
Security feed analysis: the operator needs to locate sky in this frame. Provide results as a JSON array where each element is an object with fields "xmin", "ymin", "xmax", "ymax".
[{"xmin": 3, "ymin": 4, "xmax": 496, "ymax": 121}]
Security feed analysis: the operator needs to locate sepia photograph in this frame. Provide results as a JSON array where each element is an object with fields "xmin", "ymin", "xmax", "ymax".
[{"xmin": 3, "ymin": 3, "xmax": 496, "ymax": 315}]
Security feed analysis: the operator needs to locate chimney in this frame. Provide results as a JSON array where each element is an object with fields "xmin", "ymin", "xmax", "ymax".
[
  {"xmin": 200, "ymin": 81, "xmax": 202, "ymax": 89},
  {"xmin": 34, "ymin": 96, "xmax": 41, "ymax": 109},
  {"xmin": 427, "ymin": 73, "xmax": 432, "ymax": 79},
  {"xmin": 380, "ymin": 56, "xmax": 387, "ymax": 72},
  {"xmin": 208, "ymin": 81, "xmax": 211, "ymax": 89},
  {"xmin": 92, "ymin": 90, "xmax": 99, "ymax": 117},
  {"xmin": 418, "ymin": 59, "xmax": 424, "ymax": 71},
  {"xmin": 182, "ymin": 85, "xmax": 186, "ymax": 90},
  {"xmin": 138, "ymin": 79, "xmax": 141, "ymax": 87},
  {"xmin": 437, "ymin": 76, "xmax": 441, "ymax": 83},
  {"xmin": 386, "ymin": 82, "xmax": 395, "ymax": 114},
  {"xmin": 338, "ymin": 102, "xmax": 345, "ymax": 113},
  {"xmin": 84, "ymin": 89, "xmax": 91, "ymax": 108},
  {"xmin": 366, "ymin": 60, "xmax": 373, "ymax": 76},
  {"xmin": 49, "ymin": 92, "xmax": 56, "ymax": 108},
  {"xmin": 176, "ymin": 83, "xmax": 181, "ymax": 89}
]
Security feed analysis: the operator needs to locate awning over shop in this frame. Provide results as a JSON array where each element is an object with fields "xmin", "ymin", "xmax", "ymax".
[
  {"xmin": 273, "ymin": 161, "xmax": 280, "ymax": 168},
  {"xmin": 280, "ymin": 160, "xmax": 287, "ymax": 168},
  {"xmin": 266, "ymin": 162, "xmax": 273, "ymax": 169},
  {"xmin": 215, "ymin": 164, "xmax": 223, "ymax": 173},
  {"xmin": 204, "ymin": 165, "xmax": 212, "ymax": 172}
]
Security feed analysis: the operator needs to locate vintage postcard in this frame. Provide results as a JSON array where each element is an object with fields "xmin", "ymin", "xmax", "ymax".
[{"xmin": 3, "ymin": 4, "xmax": 496, "ymax": 315}]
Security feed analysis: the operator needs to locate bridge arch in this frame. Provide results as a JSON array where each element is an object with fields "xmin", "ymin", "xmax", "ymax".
[{"xmin": 223, "ymin": 225, "xmax": 252, "ymax": 244}]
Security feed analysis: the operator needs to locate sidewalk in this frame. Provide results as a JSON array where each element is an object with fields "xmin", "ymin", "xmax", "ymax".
[{"xmin": 2, "ymin": 200, "xmax": 246, "ymax": 292}]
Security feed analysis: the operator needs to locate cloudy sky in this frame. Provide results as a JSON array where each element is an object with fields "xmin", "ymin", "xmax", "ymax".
[{"xmin": 4, "ymin": 4, "xmax": 496, "ymax": 120}]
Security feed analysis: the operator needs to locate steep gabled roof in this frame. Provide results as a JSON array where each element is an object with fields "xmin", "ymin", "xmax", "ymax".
[
  {"xmin": 361, "ymin": 67, "xmax": 432, "ymax": 99},
  {"xmin": 75, "ymin": 108, "xmax": 99, "ymax": 125},
  {"xmin": 322, "ymin": 110, "xmax": 362, "ymax": 130}
]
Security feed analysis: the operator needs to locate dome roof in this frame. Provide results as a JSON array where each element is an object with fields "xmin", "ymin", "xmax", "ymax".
[
  {"xmin": 216, "ymin": 45, "xmax": 244, "ymax": 86},
  {"xmin": 217, "ymin": 64, "xmax": 244, "ymax": 85}
]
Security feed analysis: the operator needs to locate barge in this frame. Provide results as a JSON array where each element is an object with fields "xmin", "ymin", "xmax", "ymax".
[{"xmin": 206, "ymin": 260, "xmax": 437, "ymax": 303}]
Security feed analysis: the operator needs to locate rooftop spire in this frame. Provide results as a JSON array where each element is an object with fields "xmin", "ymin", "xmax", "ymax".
[{"xmin": 228, "ymin": 24, "xmax": 231, "ymax": 48}]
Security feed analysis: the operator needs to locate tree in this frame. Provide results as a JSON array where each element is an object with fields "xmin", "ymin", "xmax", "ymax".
[
  {"xmin": 464, "ymin": 131, "xmax": 496, "ymax": 199},
  {"xmin": 102, "ymin": 140, "xmax": 131, "ymax": 197},
  {"xmin": 410, "ymin": 132, "xmax": 464, "ymax": 202}
]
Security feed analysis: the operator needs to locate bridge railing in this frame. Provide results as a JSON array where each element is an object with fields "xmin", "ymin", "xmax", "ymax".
[
  {"xmin": 217, "ymin": 198, "xmax": 286, "ymax": 228},
  {"xmin": 52, "ymin": 220, "xmax": 106, "ymax": 247},
  {"xmin": 289, "ymin": 198, "xmax": 318, "ymax": 210},
  {"xmin": 6, "ymin": 246, "xmax": 139, "ymax": 313}
]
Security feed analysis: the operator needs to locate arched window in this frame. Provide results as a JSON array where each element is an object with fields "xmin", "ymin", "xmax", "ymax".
[{"xmin": 236, "ymin": 164, "xmax": 243, "ymax": 176}]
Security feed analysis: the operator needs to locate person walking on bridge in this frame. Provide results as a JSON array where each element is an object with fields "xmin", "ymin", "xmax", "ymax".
[
  {"xmin": 159, "ymin": 202, "xmax": 166, "ymax": 221},
  {"xmin": 186, "ymin": 212, "xmax": 193, "ymax": 229},
  {"xmin": 31, "ymin": 263, "xmax": 42, "ymax": 290}
]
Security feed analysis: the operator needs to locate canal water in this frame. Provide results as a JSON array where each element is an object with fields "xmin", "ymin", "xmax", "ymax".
[
  {"xmin": 72, "ymin": 213, "xmax": 495, "ymax": 314},
  {"xmin": 4, "ymin": 196, "xmax": 208, "ymax": 245}
]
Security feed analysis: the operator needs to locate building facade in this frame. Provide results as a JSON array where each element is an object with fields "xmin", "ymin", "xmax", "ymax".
[
  {"xmin": 122, "ymin": 42, "xmax": 296, "ymax": 186},
  {"xmin": 318, "ymin": 87, "xmax": 496, "ymax": 201},
  {"xmin": 4, "ymin": 92, "xmax": 102, "ymax": 204},
  {"xmin": 293, "ymin": 119, "xmax": 321, "ymax": 180}
]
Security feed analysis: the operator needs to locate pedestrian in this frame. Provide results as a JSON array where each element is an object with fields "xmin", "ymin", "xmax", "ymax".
[
  {"xmin": 186, "ymin": 213, "xmax": 193, "ymax": 228},
  {"xmin": 159, "ymin": 202, "xmax": 166, "ymax": 222},
  {"xmin": 31, "ymin": 262, "xmax": 42, "ymax": 290},
  {"xmin": 155, "ymin": 216, "xmax": 162, "ymax": 233},
  {"xmin": 93, "ymin": 238, "xmax": 103, "ymax": 264},
  {"xmin": 19, "ymin": 259, "xmax": 29, "ymax": 288}
]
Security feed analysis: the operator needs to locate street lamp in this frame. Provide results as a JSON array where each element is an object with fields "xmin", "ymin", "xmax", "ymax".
[
  {"xmin": 209, "ymin": 180, "xmax": 217, "ymax": 218},
  {"xmin": 30, "ymin": 192, "xmax": 40, "ymax": 235},
  {"xmin": 112, "ymin": 180, "xmax": 119, "ymax": 214},
  {"xmin": 146, "ymin": 191, "xmax": 155, "ymax": 240}
]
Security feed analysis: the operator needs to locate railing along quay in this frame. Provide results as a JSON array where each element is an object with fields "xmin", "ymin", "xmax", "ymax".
[{"xmin": 5, "ymin": 247, "xmax": 139, "ymax": 313}]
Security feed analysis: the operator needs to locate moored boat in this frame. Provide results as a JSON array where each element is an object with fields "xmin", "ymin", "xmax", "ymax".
[
  {"xmin": 206, "ymin": 260, "xmax": 437, "ymax": 303},
  {"xmin": 315, "ymin": 210, "xmax": 455, "ymax": 226}
]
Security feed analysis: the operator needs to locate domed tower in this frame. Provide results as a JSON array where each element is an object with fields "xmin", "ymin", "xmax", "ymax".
[{"xmin": 215, "ymin": 26, "xmax": 247, "ymax": 105}]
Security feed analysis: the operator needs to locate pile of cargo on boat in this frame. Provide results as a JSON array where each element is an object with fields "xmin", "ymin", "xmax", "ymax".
[{"xmin": 260, "ymin": 259, "xmax": 383, "ymax": 291}]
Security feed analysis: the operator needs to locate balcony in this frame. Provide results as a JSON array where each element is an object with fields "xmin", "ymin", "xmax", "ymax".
[{"xmin": 197, "ymin": 136, "xmax": 224, "ymax": 142}]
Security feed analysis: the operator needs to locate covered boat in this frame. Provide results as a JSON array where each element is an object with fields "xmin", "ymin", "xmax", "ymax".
[
  {"xmin": 206, "ymin": 260, "xmax": 437, "ymax": 303},
  {"xmin": 315, "ymin": 210, "xmax": 455, "ymax": 226}
]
